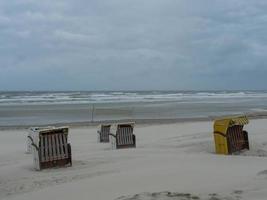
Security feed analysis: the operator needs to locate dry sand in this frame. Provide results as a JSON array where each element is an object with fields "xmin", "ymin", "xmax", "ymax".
[{"xmin": 1, "ymin": 119, "xmax": 267, "ymax": 200}]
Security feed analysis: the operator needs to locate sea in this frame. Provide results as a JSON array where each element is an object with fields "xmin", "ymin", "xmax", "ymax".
[{"xmin": 1, "ymin": 90, "xmax": 267, "ymax": 127}]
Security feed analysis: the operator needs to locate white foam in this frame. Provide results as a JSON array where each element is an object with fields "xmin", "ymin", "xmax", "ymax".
[{"xmin": 1, "ymin": 91, "xmax": 267, "ymax": 105}]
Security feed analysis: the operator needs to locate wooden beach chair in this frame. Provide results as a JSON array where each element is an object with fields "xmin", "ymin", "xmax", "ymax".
[
  {"xmin": 29, "ymin": 127, "xmax": 72, "ymax": 170},
  {"xmin": 26, "ymin": 126, "xmax": 55, "ymax": 154},
  {"xmin": 97, "ymin": 124, "xmax": 111, "ymax": 143},
  {"xmin": 213, "ymin": 115, "xmax": 249, "ymax": 155},
  {"xmin": 109, "ymin": 122, "xmax": 136, "ymax": 149}
]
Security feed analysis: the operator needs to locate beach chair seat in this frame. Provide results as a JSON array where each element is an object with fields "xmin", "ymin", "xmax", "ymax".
[
  {"xmin": 97, "ymin": 124, "xmax": 111, "ymax": 143},
  {"xmin": 213, "ymin": 116, "xmax": 249, "ymax": 155},
  {"xmin": 109, "ymin": 123, "xmax": 136, "ymax": 149},
  {"xmin": 29, "ymin": 127, "xmax": 72, "ymax": 170}
]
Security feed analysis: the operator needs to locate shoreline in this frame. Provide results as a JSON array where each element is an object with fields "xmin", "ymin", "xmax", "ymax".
[{"xmin": 1, "ymin": 111, "xmax": 267, "ymax": 130}]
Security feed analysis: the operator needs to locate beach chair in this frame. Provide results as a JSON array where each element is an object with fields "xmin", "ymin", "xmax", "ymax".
[
  {"xmin": 109, "ymin": 122, "xmax": 136, "ymax": 149},
  {"xmin": 30, "ymin": 127, "xmax": 72, "ymax": 170},
  {"xmin": 97, "ymin": 124, "xmax": 111, "ymax": 143},
  {"xmin": 26, "ymin": 126, "xmax": 55, "ymax": 154},
  {"xmin": 213, "ymin": 116, "xmax": 249, "ymax": 155}
]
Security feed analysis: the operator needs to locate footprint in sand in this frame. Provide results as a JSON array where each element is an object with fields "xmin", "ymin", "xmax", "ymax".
[
  {"xmin": 115, "ymin": 191, "xmax": 238, "ymax": 200},
  {"xmin": 257, "ymin": 169, "xmax": 267, "ymax": 176},
  {"xmin": 116, "ymin": 192, "xmax": 199, "ymax": 200}
]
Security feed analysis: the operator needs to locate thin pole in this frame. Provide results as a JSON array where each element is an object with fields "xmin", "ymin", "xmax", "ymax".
[{"xmin": 91, "ymin": 104, "xmax": 95, "ymax": 123}]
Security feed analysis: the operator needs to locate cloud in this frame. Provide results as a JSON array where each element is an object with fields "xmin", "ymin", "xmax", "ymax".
[
  {"xmin": 0, "ymin": 15, "xmax": 10, "ymax": 25},
  {"xmin": 0, "ymin": 0, "xmax": 267, "ymax": 90}
]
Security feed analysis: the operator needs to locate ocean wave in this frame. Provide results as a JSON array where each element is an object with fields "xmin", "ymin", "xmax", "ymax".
[{"xmin": 0, "ymin": 91, "xmax": 267, "ymax": 105}]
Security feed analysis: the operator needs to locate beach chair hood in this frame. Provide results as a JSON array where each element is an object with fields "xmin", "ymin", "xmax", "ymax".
[{"xmin": 214, "ymin": 116, "xmax": 249, "ymax": 136}]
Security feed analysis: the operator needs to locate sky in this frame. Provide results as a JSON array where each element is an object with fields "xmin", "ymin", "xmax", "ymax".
[{"xmin": 0, "ymin": 0, "xmax": 267, "ymax": 91}]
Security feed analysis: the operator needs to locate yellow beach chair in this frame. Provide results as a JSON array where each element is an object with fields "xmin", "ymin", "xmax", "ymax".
[{"xmin": 213, "ymin": 116, "xmax": 249, "ymax": 155}]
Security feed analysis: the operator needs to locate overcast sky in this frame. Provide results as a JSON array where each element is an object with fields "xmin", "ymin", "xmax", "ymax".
[{"xmin": 0, "ymin": 0, "xmax": 267, "ymax": 91}]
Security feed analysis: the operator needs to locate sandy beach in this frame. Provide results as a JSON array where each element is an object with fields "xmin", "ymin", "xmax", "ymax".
[{"xmin": 0, "ymin": 119, "xmax": 267, "ymax": 200}]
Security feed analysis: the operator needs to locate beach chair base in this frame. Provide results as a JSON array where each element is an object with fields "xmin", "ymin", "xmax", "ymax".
[
  {"xmin": 227, "ymin": 130, "xmax": 249, "ymax": 154},
  {"xmin": 110, "ymin": 134, "xmax": 136, "ymax": 149},
  {"xmin": 116, "ymin": 135, "xmax": 136, "ymax": 149},
  {"xmin": 39, "ymin": 144, "xmax": 72, "ymax": 170},
  {"xmin": 99, "ymin": 136, "xmax": 109, "ymax": 143}
]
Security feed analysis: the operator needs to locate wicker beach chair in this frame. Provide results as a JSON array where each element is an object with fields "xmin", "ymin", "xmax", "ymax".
[
  {"xmin": 29, "ymin": 127, "xmax": 72, "ymax": 170},
  {"xmin": 213, "ymin": 116, "xmax": 249, "ymax": 155},
  {"xmin": 97, "ymin": 124, "xmax": 111, "ymax": 143},
  {"xmin": 109, "ymin": 122, "xmax": 136, "ymax": 149}
]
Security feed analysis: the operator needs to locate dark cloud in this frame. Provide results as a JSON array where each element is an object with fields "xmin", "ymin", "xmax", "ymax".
[{"xmin": 0, "ymin": 0, "xmax": 267, "ymax": 90}]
